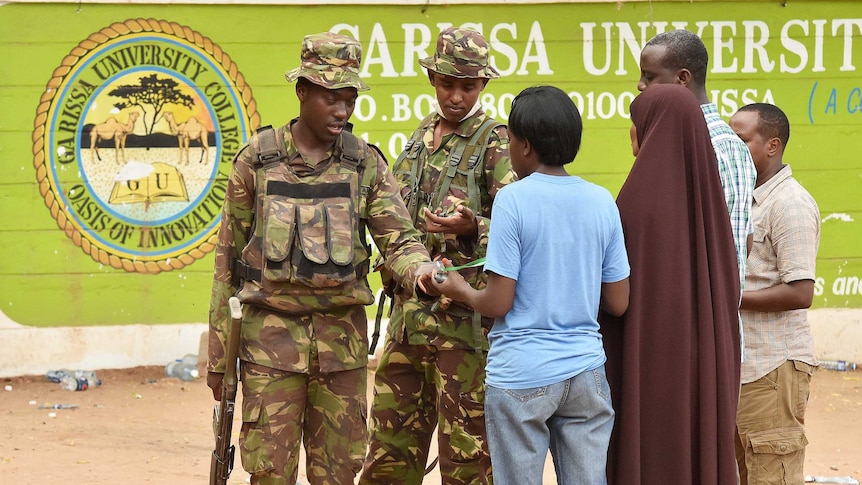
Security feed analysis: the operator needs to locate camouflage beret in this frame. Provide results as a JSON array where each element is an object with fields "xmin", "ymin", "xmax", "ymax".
[
  {"xmin": 285, "ymin": 32, "xmax": 370, "ymax": 91},
  {"xmin": 419, "ymin": 27, "xmax": 500, "ymax": 79}
]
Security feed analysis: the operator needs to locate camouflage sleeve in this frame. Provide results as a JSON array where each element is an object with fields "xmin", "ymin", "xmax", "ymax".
[
  {"xmin": 365, "ymin": 150, "xmax": 430, "ymax": 298},
  {"xmin": 469, "ymin": 124, "xmax": 514, "ymax": 260},
  {"xmin": 207, "ymin": 145, "xmax": 256, "ymax": 373}
]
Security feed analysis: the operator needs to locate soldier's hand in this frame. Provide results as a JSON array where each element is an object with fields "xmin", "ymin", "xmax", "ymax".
[
  {"xmin": 207, "ymin": 371, "xmax": 225, "ymax": 401},
  {"xmin": 424, "ymin": 206, "xmax": 477, "ymax": 237},
  {"xmin": 416, "ymin": 261, "xmax": 442, "ymax": 297},
  {"xmin": 428, "ymin": 258, "xmax": 469, "ymax": 299}
]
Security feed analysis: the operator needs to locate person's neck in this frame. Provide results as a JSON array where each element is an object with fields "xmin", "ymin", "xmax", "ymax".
[
  {"xmin": 432, "ymin": 116, "xmax": 461, "ymax": 151},
  {"xmin": 755, "ymin": 159, "xmax": 784, "ymax": 188},
  {"xmin": 437, "ymin": 115, "xmax": 461, "ymax": 135},
  {"xmin": 535, "ymin": 165, "xmax": 569, "ymax": 176},
  {"xmin": 691, "ymin": 86, "xmax": 710, "ymax": 105},
  {"xmin": 291, "ymin": 119, "xmax": 336, "ymax": 156}
]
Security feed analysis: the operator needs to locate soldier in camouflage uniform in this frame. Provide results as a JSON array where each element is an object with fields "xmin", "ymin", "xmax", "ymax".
[
  {"xmin": 360, "ymin": 27, "xmax": 515, "ymax": 485},
  {"xmin": 206, "ymin": 32, "xmax": 433, "ymax": 485}
]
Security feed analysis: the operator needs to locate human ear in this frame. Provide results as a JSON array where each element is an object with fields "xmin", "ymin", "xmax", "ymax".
[
  {"xmin": 676, "ymin": 69, "xmax": 692, "ymax": 87},
  {"xmin": 296, "ymin": 82, "xmax": 306, "ymax": 102},
  {"xmin": 522, "ymin": 137, "xmax": 533, "ymax": 158},
  {"xmin": 766, "ymin": 137, "xmax": 782, "ymax": 157}
]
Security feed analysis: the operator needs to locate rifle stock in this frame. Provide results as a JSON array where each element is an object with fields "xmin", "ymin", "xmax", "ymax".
[{"xmin": 209, "ymin": 296, "xmax": 243, "ymax": 485}]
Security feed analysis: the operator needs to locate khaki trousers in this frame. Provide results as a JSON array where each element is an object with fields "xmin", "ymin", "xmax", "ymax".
[{"xmin": 735, "ymin": 360, "xmax": 815, "ymax": 485}]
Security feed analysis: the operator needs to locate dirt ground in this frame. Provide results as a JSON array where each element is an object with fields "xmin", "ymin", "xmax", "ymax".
[{"xmin": 1, "ymin": 365, "xmax": 860, "ymax": 484}]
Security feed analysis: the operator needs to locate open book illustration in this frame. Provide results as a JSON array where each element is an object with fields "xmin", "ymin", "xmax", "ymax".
[{"xmin": 109, "ymin": 161, "xmax": 189, "ymax": 205}]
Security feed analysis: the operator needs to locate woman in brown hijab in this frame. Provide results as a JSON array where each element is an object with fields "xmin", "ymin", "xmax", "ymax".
[{"xmin": 600, "ymin": 84, "xmax": 741, "ymax": 485}]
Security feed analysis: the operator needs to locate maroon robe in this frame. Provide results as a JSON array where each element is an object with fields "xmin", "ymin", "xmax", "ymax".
[{"xmin": 600, "ymin": 84, "xmax": 741, "ymax": 485}]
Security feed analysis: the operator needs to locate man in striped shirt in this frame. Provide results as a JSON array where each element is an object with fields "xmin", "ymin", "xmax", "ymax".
[{"xmin": 636, "ymin": 29, "xmax": 757, "ymax": 292}]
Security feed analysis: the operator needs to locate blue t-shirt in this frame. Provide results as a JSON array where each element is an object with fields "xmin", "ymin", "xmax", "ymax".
[{"xmin": 484, "ymin": 173, "xmax": 630, "ymax": 389}]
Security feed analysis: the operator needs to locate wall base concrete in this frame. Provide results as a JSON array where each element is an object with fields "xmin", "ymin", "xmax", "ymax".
[
  {"xmin": 0, "ymin": 321, "xmax": 208, "ymax": 378},
  {"xmin": 1, "ymin": 308, "xmax": 860, "ymax": 378},
  {"xmin": 808, "ymin": 308, "xmax": 862, "ymax": 362}
]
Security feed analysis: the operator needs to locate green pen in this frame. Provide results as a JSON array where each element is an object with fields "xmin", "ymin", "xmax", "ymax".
[{"xmin": 433, "ymin": 257, "xmax": 486, "ymax": 283}]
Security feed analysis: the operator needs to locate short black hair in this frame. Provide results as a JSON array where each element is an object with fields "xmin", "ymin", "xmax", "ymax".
[
  {"xmin": 508, "ymin": 85, "xmax": 582, "ymax": 166},
  {"xmin": 645, "ymin": 29, "xmax": 709, "ymax": 86},
  {"xmin": 738, "ymin": 103, "xmax": 791, "ymax": 147}
]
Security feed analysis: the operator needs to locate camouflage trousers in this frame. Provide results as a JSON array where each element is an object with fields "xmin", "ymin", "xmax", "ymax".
[
  {"xmin": 360, "ymin": 338, "xmax": 492, "ymax": 485},
  {"xmin": 239, "ymin": 360, "xmax": 367, "ymax": 485}
]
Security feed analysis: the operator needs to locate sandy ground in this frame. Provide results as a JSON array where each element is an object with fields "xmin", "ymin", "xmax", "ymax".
[{"xmin": 0, "ymin": 365, "xmax": 859, "ymax": 484}]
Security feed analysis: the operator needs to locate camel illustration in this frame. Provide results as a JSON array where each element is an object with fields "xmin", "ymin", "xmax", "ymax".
[
  {"xmin": 89, "ymin": 111, "xmax": 140, "ymax": 164},
  {"xmin": 163, "ymin": 111, "xmax": 210, "ymax": 164}
]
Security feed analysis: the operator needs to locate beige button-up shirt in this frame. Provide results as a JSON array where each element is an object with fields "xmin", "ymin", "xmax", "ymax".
[{"xmin": 740, "ymin": 165, "xmax": 820, "ymax": 384}]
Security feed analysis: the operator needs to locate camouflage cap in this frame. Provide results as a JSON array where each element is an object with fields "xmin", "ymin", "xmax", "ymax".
[
  {"xmin": 419, "ymin": 27, "xmax": 500, "ymax": 79},
  {"xmin": 285, "ymin": 32, "xmax": 370, "ymax": 91}
]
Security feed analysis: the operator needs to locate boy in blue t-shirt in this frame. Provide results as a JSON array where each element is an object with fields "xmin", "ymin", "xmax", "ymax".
[{"xmin": 425, "ymin": 85, "xmax": 630, "ymax": 485}]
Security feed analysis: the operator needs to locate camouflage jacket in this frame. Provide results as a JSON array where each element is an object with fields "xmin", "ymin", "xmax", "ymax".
[
  {"xmin": 208, "ymin": 121, "xmax": 430, "ymax": 373},
  {"xmin": 390, "ymin": 110, "xmax": 514, "ymax": 350}
]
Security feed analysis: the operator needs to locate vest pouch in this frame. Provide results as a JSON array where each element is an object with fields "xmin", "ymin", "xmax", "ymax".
[
  {"xmin": 291, "ymin": 201, "xmax": 356, "ymax": 288},
  {"xmin": 262, "ymin": 197, "xmax": 296, "ymax": 283}
]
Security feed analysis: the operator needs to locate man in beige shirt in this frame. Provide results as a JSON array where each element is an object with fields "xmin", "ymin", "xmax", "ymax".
[{"xmin": 729, "ymin": 103, "xmax": 820, "ymax": 485}]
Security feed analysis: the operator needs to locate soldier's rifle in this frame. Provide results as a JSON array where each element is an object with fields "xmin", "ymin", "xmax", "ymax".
[{"xmin": 209, "ymin": 296, "xmax": 242, "ymax": 485}]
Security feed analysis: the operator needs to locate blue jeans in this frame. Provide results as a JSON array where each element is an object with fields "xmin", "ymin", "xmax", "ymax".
[{"xmin": 485, "ymin": 366, "xmax": 615, "ymax": 485}]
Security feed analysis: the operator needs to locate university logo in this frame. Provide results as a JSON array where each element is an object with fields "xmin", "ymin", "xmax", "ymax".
[{"xmin": 33, "ymin": 19, "xmax": 260, "ymax": 273}]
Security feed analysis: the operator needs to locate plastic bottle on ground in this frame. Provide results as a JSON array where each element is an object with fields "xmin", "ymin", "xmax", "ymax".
[
  {"xmin": 165, "ymin": 359, "xmax": 200, "ymax": 381},
  {"xmin": 47, "ymin": 369, "xmax": 102, "ymax": 386},
  {"xmin": 46, "ymin": 369, "xmax": 73, "ymax": 383},
  {"xmin": 60, "ymin": 375, "xmax": 93, "ymax": 391},
  {"xmin": 818, "ymin": 360, "xmax": 858, "ymax": 371},
  {"xmin": 74, "ymin": 370, "xmax": 102, "ymax": 386},
  {"xmin": 38, "ymin": 403, "xmax": 79, "ymax": 409},
  {"xmin": 805, "ymin": 476, "xmax": 861, "ymax": 484}
]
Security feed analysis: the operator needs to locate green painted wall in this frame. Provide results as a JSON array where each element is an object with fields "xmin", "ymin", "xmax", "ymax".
[{"xmin": 1, "ymin": 1, "xmax": 860, "ymax": 328}]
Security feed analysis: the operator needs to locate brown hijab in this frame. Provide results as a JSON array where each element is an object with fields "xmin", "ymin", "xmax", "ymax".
[{"xmin": 601, "ymin": 84, "xmax": 741, "ymax": 485}]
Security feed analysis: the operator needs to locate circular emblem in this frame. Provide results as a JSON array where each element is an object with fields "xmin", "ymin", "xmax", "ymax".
[{"xmin": 33, "ymin": 19, "xmax": 260, "ymax": 273}]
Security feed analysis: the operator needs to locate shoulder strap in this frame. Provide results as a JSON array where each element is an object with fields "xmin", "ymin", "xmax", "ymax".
[
  {"xmin": 252, "ymin": 124, "xmax": 287, "ymax": 168},
  {"xmin": 339, "ymin": 129, "xmax": 363, "ymax": 172},
  {"xmin": 231, "ymin": 124, "xmax": 284, "ymax": 285},
  {"xmin": 396, "ymin": 120, "xmax": 432, "ymax": 221},
  {"xmin": 464, "ymin": 119, "xmax": 503, "ymax": 215},
  {"xmin": 394, "ymin": 126, "xmax": 425, "ymax": 169},
  {"xmin": 360, "ymin": 142, "xmax": 384, "ymax": 219},
  {"xmin": 338, "ymin": 130, "xmax": 379, "ymax": 205},
  {"xmin": 431, "ymin": 118, "xmax": 503, "ymax": 214}
]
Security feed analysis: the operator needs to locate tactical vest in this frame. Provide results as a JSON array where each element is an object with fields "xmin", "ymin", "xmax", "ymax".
[
  {"xmin": 394, "ymin": 116, "xmax": 502, "ymax": 254},
  {"xmin": 233, "ymin": 124, "xmax": 379, "ymax": 314},
  {"xmin": 376, "ymin": 116, "xmax": 502, "ymax": 352}
]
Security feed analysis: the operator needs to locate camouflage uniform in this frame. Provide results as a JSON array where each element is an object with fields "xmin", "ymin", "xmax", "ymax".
[
  {"xmin": 361, "ymin": 28, "xmax": 515, "ymax": 485},
  {"xmin": 208, "ymin": 32, "xmax": 429, "ymax": 485}
]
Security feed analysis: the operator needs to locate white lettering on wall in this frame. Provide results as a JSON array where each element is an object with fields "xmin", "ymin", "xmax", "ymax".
[
  {"xmin": 517, "ymin": 21, "xmax": 553, "ymax": 75},
  {"xmin": 812, "ymin": 20, "xmax": 827, "ymax": 72},
  {"xmin": 579, "ymin": 18, "xmax": 860, "ymax": 77},
  {"xmin": 582, "ymin": 22, "xmax": 613, "ymax": 76},
  {"xmin": 490, "ymin": 23, "xmax": 519, "ymax": 76},
  {"xmin": 710, "ymin": 88, "xmax": 776, "ymax": 117},
  {"xmin": 780, "ymin": 20, "xmax": 808, "ymax": 73},
  {"xmin": 711, "ymin": 21, "xmax": 738, "ymax": 73},
  {"xmin": 338, "ymin": 17, "xmax": 862, "ymax": 80},
  {"xmin": 333, "ymin": 21, "xmax": 552, "ymax": 78},
  {"xmin": 833, "ymin": 276, "xmax": 862, "ymax": 296},
  {"xmin": 833, "ymin": 19, "xmax": 862, "ymax": 71},
  {"xmin": 363, "ymin": 23, "xmax": 398, "ymax": 78},
  {"xmin": 614, "ymin": 21, "xmax": 652, "ymax": 76},
  {"xmin": 742, "ymin": 20, "xmax": 775, "ymax": 73},
  {"xmin": 401, "ymin": 23, "xmax": 433, "ymax": 77}
]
